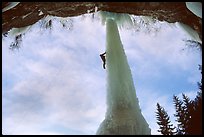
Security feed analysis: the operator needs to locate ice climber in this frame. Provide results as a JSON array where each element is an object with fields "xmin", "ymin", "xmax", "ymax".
[{"xmin": 100, "ymin": 52, "xmax": 106, "ymax": 69}]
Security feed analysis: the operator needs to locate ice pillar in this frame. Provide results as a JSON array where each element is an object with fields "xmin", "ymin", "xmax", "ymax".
[{"xmin": 96, "ymin": 18, "xmax": 151, "ymax": 135}]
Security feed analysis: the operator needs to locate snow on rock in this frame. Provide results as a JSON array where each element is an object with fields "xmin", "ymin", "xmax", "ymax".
[
  {"xmin": 38, "ymin": 10, "xmax": 44, "ymax": 16},
  {"xmin": 2, "ymin": 2, "xmax": 20, "ymax": 12},
  {"xmin": 95, "ymin": 6, "xmax": 98, "ymax": 13},
  {"xmin": 176, "ymin": 22, "xmax": 202, "ymax": 43},
  {"xmin": 140, "ymin": 16, "xmax": 156, "ymax": 24},
  {"xmin": 22, "ymin": 12, "xmax": 33, "ymax": 19},
  {"xmin": 186, "ymin": 2, "xmax": 202, "ymax": 18},
  {"xmin": 87, "ymin": 9, "xmax": 92, "ymax": 14}
]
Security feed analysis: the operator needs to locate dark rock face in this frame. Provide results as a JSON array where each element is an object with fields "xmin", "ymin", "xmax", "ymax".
[{"xmin": 2, "ymin": 2, "xmax": 202, "ymax": 39}]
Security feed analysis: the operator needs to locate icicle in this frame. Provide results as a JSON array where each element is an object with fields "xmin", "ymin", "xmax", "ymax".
[
  {"xmin": 186, "ymin": 2, "xmax": 202, "ymax": 18},
  {"xmin": 99, "ymin": 11, "xmax": 133, "ymax": 29},
  {"xmin": 94, "ymin": 6, "xmax": 98, "ymax": 13},
  {"xmin": 176, "ymin": 22, "xmax": 202, "ymax": 44},
  {"xmin": 43, "ymin": 15, "xmax": 54, "ymax": 24},
  {"xmin": 96, "ymin": 15, "xmax": 151, "ymax": 135},
  {"xmin": 8, "ymin": 25, "xmax": 31, "ymax": 37}
]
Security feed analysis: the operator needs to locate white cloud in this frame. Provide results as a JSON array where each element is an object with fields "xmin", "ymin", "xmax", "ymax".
[{"xmin": 2, "ymin": 15, "xmax": 107, "ymax": 135}]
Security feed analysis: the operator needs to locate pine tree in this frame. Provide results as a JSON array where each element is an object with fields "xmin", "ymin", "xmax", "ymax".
[
  {"xmin": 189, "ymin": 91, "xmax": 202, "ymax": 135},
  {"xmin": 156, "ymin": 65, "xmax": 202, "ymax": 135},
  {"xmin": 189, "ymin": 65, "xmax": 202, "ymax": 135},
  {"xmin": 159, "ymin": 93, "xmax": 202, "ymax": 135},
  {"xmin": 182, "ymin": 94, "xmax": 193, "ymax": 134},
  {"xmin": 173, "ymin": 95, "xmax": 185, "ymax": 134},
  {"xmin": 156, "ymin": 103, "xmax": 176, "ymax": 135},
  {"xmin": 172, "ymin": 92, "xmax": 202, "ymax": 135}
]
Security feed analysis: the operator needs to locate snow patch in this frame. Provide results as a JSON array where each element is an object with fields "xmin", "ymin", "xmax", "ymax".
[
  {"xmin": 2, "ymin": 2, "xmax": 20, "ymax": 12},
  {"xmin": 38, "ymin": 10, "xmax": 43, "ymax": 16},
  {"xmin": 12, "ymin": 17, "xmax": 16, "ymax": 20},
  {"xmin": 85, "ymin": 3, "xmax": 93, "ymax": 7},
  {"xmin": 186, "ymin": 2, "xmax": 202, "ymax": 18},
  {"xmin": 87, "ymin": 10, "xmax": 90, "ymax": 13},
  {"xmin": 95, "ymin": 6, "xmax": 98, "ymax": 13},
  {"xmin": 87, "ymin": 9, "xmax": 92, "ymax": 14},
  {"xmin": 22, "ymin": 12, "xmax": 32, "ymax": 19},
  {"xmin": 86, "ymin": 6, "xmax": 98, "ymax": 15},
  {"xmin": 140, "ymin": 16, "xmax": 156, "ymax": 24}
]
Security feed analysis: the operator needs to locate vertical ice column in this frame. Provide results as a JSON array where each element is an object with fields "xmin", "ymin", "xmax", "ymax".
[{"xmin": 96, "ymin": 18, "xmax": 151, "ymax": 135}]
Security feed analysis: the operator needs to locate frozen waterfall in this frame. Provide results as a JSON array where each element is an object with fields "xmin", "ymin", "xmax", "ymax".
[{"xmin": 96, "ymin": 16, "xmax": 151, "ymax": 135}]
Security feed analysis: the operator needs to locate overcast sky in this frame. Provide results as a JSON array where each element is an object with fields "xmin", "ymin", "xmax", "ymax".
[{"xmin": 2, "ymin": 13, "xmax": 202, "ymax": 135}]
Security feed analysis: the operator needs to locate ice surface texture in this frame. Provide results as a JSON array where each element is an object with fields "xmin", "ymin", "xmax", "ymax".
[{"xmin": 96, "ymin": 17, "xmax": 151, "ymax": 135}]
